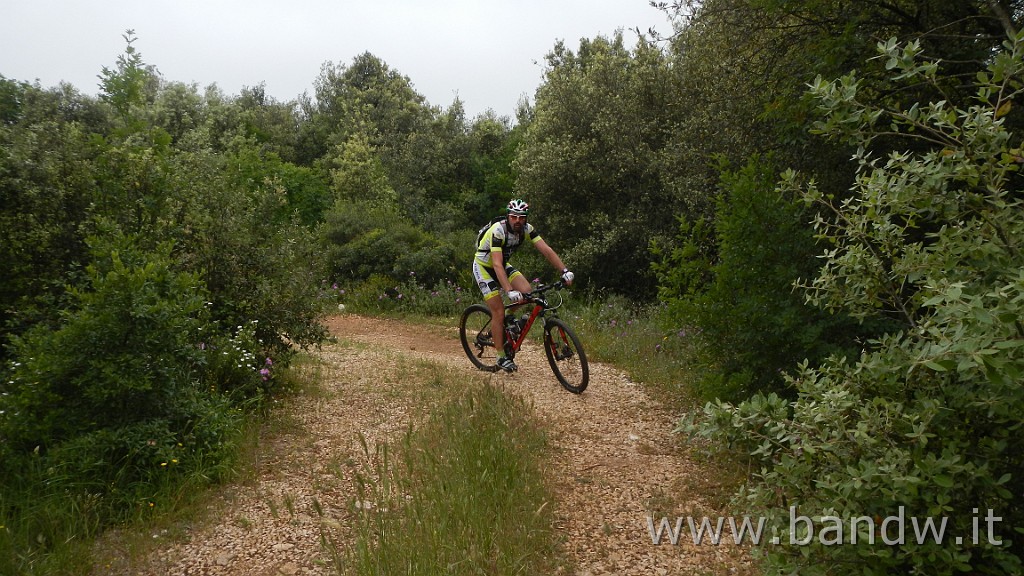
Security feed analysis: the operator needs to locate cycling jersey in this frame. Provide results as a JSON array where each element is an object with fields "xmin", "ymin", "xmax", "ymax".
[{"xmin": 474, "ymin": 220, "xmax": 542, "ymax": 269}]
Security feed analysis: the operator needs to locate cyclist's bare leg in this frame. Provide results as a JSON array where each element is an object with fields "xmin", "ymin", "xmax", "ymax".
[
  {"xmin": 485, "ymin": 293, "xmax": 505, "ymax": 353},
  {"xmin": 510, "ymin": 274, "xmax": 531, "ymax": 294},
  {"xmin": 486, "ymin": 275, "xmax": 528, "ymax": 356},
  {"xmin": 500, "ymin": 273, "xmax": 532, "ymax": 343}
]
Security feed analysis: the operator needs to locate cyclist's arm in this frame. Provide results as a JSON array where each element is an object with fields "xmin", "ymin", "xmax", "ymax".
[{"xmin": 534, "ymin": 238, "xmax": 568, "ymax": 277}]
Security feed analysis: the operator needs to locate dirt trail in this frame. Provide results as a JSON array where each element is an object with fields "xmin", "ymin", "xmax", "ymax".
[{"xmin": 98, "ymin": 314, "xmax": 753, "ymax": 575}]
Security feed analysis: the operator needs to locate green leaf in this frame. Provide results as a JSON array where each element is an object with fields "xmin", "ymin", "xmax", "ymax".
[{"xmin": 924, "ymin": 359, "xmax": 955, "ymax": 372}]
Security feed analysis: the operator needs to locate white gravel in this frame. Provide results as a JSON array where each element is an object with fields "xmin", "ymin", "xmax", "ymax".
[{"xmin": 95, "ymin": 314, "xmax": 755, "ymax": 575}]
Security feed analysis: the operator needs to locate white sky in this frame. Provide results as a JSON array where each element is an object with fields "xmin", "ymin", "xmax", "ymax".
[{"xmin": 0, "ymin": 0, "xmax": 668, "ymax": 119}]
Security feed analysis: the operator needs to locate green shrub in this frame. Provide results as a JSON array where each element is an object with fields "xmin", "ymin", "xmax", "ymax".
[
  {"xmin": 177, "ymin": 150, "xmax": 329, "ymax": 367},
  {"xmin": 1, "ymin": 234, "xmax": 209, "ymax": 452},
  {"xmin": 338, "ymin": 274, "xmax": 470, "ymax": 317},
  {"xmin": 654, "ymin": 155, "xmax": 872, "ymax": 402},
  {"xmin": 0, "ymin": 232, "xmax": 248, "ymax": 572},
  {"xmin": 690, "ymin": 37, "xmax": 1024, "ymax": 574},
  {"xmin": 322, "ymin": 199, "xmax": 462, "ymax": 288}
]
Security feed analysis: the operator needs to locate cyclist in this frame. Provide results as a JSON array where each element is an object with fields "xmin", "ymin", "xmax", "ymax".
[{"xmin": 473, "ymin": 199, "xmax": 574, "ymax": 372}]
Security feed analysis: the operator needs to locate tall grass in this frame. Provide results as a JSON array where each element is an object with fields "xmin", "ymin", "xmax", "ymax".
[
  {"xmin": 337, "ymin": 382, "xmax": 561, "ymax": 576},
  {"xmin": 560, "ymin": 293, "xmax": 697, "ymax": 406},
  {"xmin": 0, "ymin": 443, "xmax": 233, "ymax": 575}
]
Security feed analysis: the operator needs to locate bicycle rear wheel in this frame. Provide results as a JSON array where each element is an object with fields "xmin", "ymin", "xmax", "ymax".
[
  {"xmin": 460, "ymin": 304, "xmax": 500, "ymax": 372},
  {"xmin": 543, "ymin": 318, "xmax": 588, "ymax": 393}
]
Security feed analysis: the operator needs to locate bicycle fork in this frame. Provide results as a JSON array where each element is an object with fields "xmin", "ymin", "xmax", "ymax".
[{"xmin": 547, "ymin": 324, "xmax": 574, "ymax": 360}]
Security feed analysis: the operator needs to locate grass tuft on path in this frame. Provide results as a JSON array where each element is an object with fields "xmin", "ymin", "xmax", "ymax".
[{"xmin": 333, "ymin": 381, "xmax": 562, "ymax": 575}]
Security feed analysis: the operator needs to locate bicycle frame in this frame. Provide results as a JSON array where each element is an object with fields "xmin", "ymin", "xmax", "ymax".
[
  {"xmin": 502, "ymin": 281, "xmax": 563, "ymax": 355},
  {"xmin": 459, "ymin": 279, "xmax": 588, "ymax": 393},
  {"xmin": 503, "ymin": 301, "xmax": 544, "ymax": 353}
]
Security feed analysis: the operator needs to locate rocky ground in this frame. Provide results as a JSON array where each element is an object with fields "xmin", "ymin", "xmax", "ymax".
[{"xmin": 95, "ymin": 314, "xmax": 755, "ymax": 575}]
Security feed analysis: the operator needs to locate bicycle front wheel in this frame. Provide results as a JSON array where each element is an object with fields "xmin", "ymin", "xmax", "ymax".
[
  {"xmin": 543, "ymin": 318, "xmax": 589, "ymax": 393},
  {"xmin": 460, "ymin": 304, "xmax": 500, "ymax": 372}
]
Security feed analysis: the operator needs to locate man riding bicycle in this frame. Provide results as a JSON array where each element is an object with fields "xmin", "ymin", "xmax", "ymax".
[{"xmin": 472, "ymin": 199, "xmax": 574, "ymax": 372}]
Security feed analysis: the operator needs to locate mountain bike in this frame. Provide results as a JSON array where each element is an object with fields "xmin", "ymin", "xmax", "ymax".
[{"xmin": 459, "ymin": 281, "xmax": 589, "ymax": 394}]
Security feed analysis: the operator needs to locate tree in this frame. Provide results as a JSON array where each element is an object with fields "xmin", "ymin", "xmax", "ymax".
[
  {"xmin": 691, "ymin": 36, "xmax": 1024, "ymax": 574},
  {"xmin": 516, "ymin": 32, "xmax": 676, "ymax": 296},
  {"xmin": 653, "ymin": 155, "xmax": 875, "ymax": 401},
  {"xmin": 98, "ymin": 30, "xmax": 159, "ymax": 132},
  {"xmin": 301, "ymin": 52, "xmax": 432, "ymax": 166},
  {"xmin": 650, "ymin": 0, "xmax": 1024, "ymax": 403},
  {"xmin": 0, "ymin": 82, "xmax": 101, "ymax": 352}
]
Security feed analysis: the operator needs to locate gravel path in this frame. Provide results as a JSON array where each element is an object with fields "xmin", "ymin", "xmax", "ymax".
[{"xmin": 96, "ymin": 314, "xmax": 754, "ymax": 575}]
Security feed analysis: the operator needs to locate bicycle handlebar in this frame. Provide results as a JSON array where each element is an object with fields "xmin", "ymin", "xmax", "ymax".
[
  {"xmin": 507, "ymin": 281, "xmax": 566, "ymax": 309},
  {"xmin": 528, "ymin": 280, "xmax": 566, "ymax": 297}
]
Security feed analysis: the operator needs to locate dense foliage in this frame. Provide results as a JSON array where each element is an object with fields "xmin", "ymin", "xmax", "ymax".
[
  {"xmin": 690, "ymin": 36, "xmax": 1024, "ymax": 573},
  {"xmin": 0, "ymin": 34, "xmax": 330, "ymax": 571},
  {"xmin": 516, "ymin": 32, "xmax": 677, "ymax": 297},
  {"xmin": 3, "ymin": 0, "xmax": 1024, "ymax": 571},
  {"xmin": 653, "ymin": 155, "xmax": 875, "ymax": 401}
]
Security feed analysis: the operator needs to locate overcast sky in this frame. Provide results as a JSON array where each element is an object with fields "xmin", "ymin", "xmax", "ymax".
[{"xmin": 1, "ymin": 0, "xmax": 668, "ymax": 119}]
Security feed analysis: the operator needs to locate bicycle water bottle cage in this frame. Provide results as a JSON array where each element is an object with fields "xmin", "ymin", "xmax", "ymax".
[{"xmin": 505, "ymin": 316, "xmax": 521, "ymax": 340}]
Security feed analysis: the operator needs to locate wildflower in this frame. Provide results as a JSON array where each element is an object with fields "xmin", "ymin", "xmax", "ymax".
[
  {"xmin": 332, "ymin": 283, "xmax": 338, "ymax": 290},
  {"xmin": 265, "ymin": 357, "xmax": 273, "ymax": 366},
  {"xmin": 655, "ymin": 344, "xmax": 662, "ymax": 353},
  {"xmin": 260, "ymin": 368, "xmax": 271, "ymax": 381}
]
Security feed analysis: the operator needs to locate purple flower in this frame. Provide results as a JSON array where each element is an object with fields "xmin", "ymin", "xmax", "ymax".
[{"xmin": 265, "ymin": 357, "xmax": 273, "ymax": 366}]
